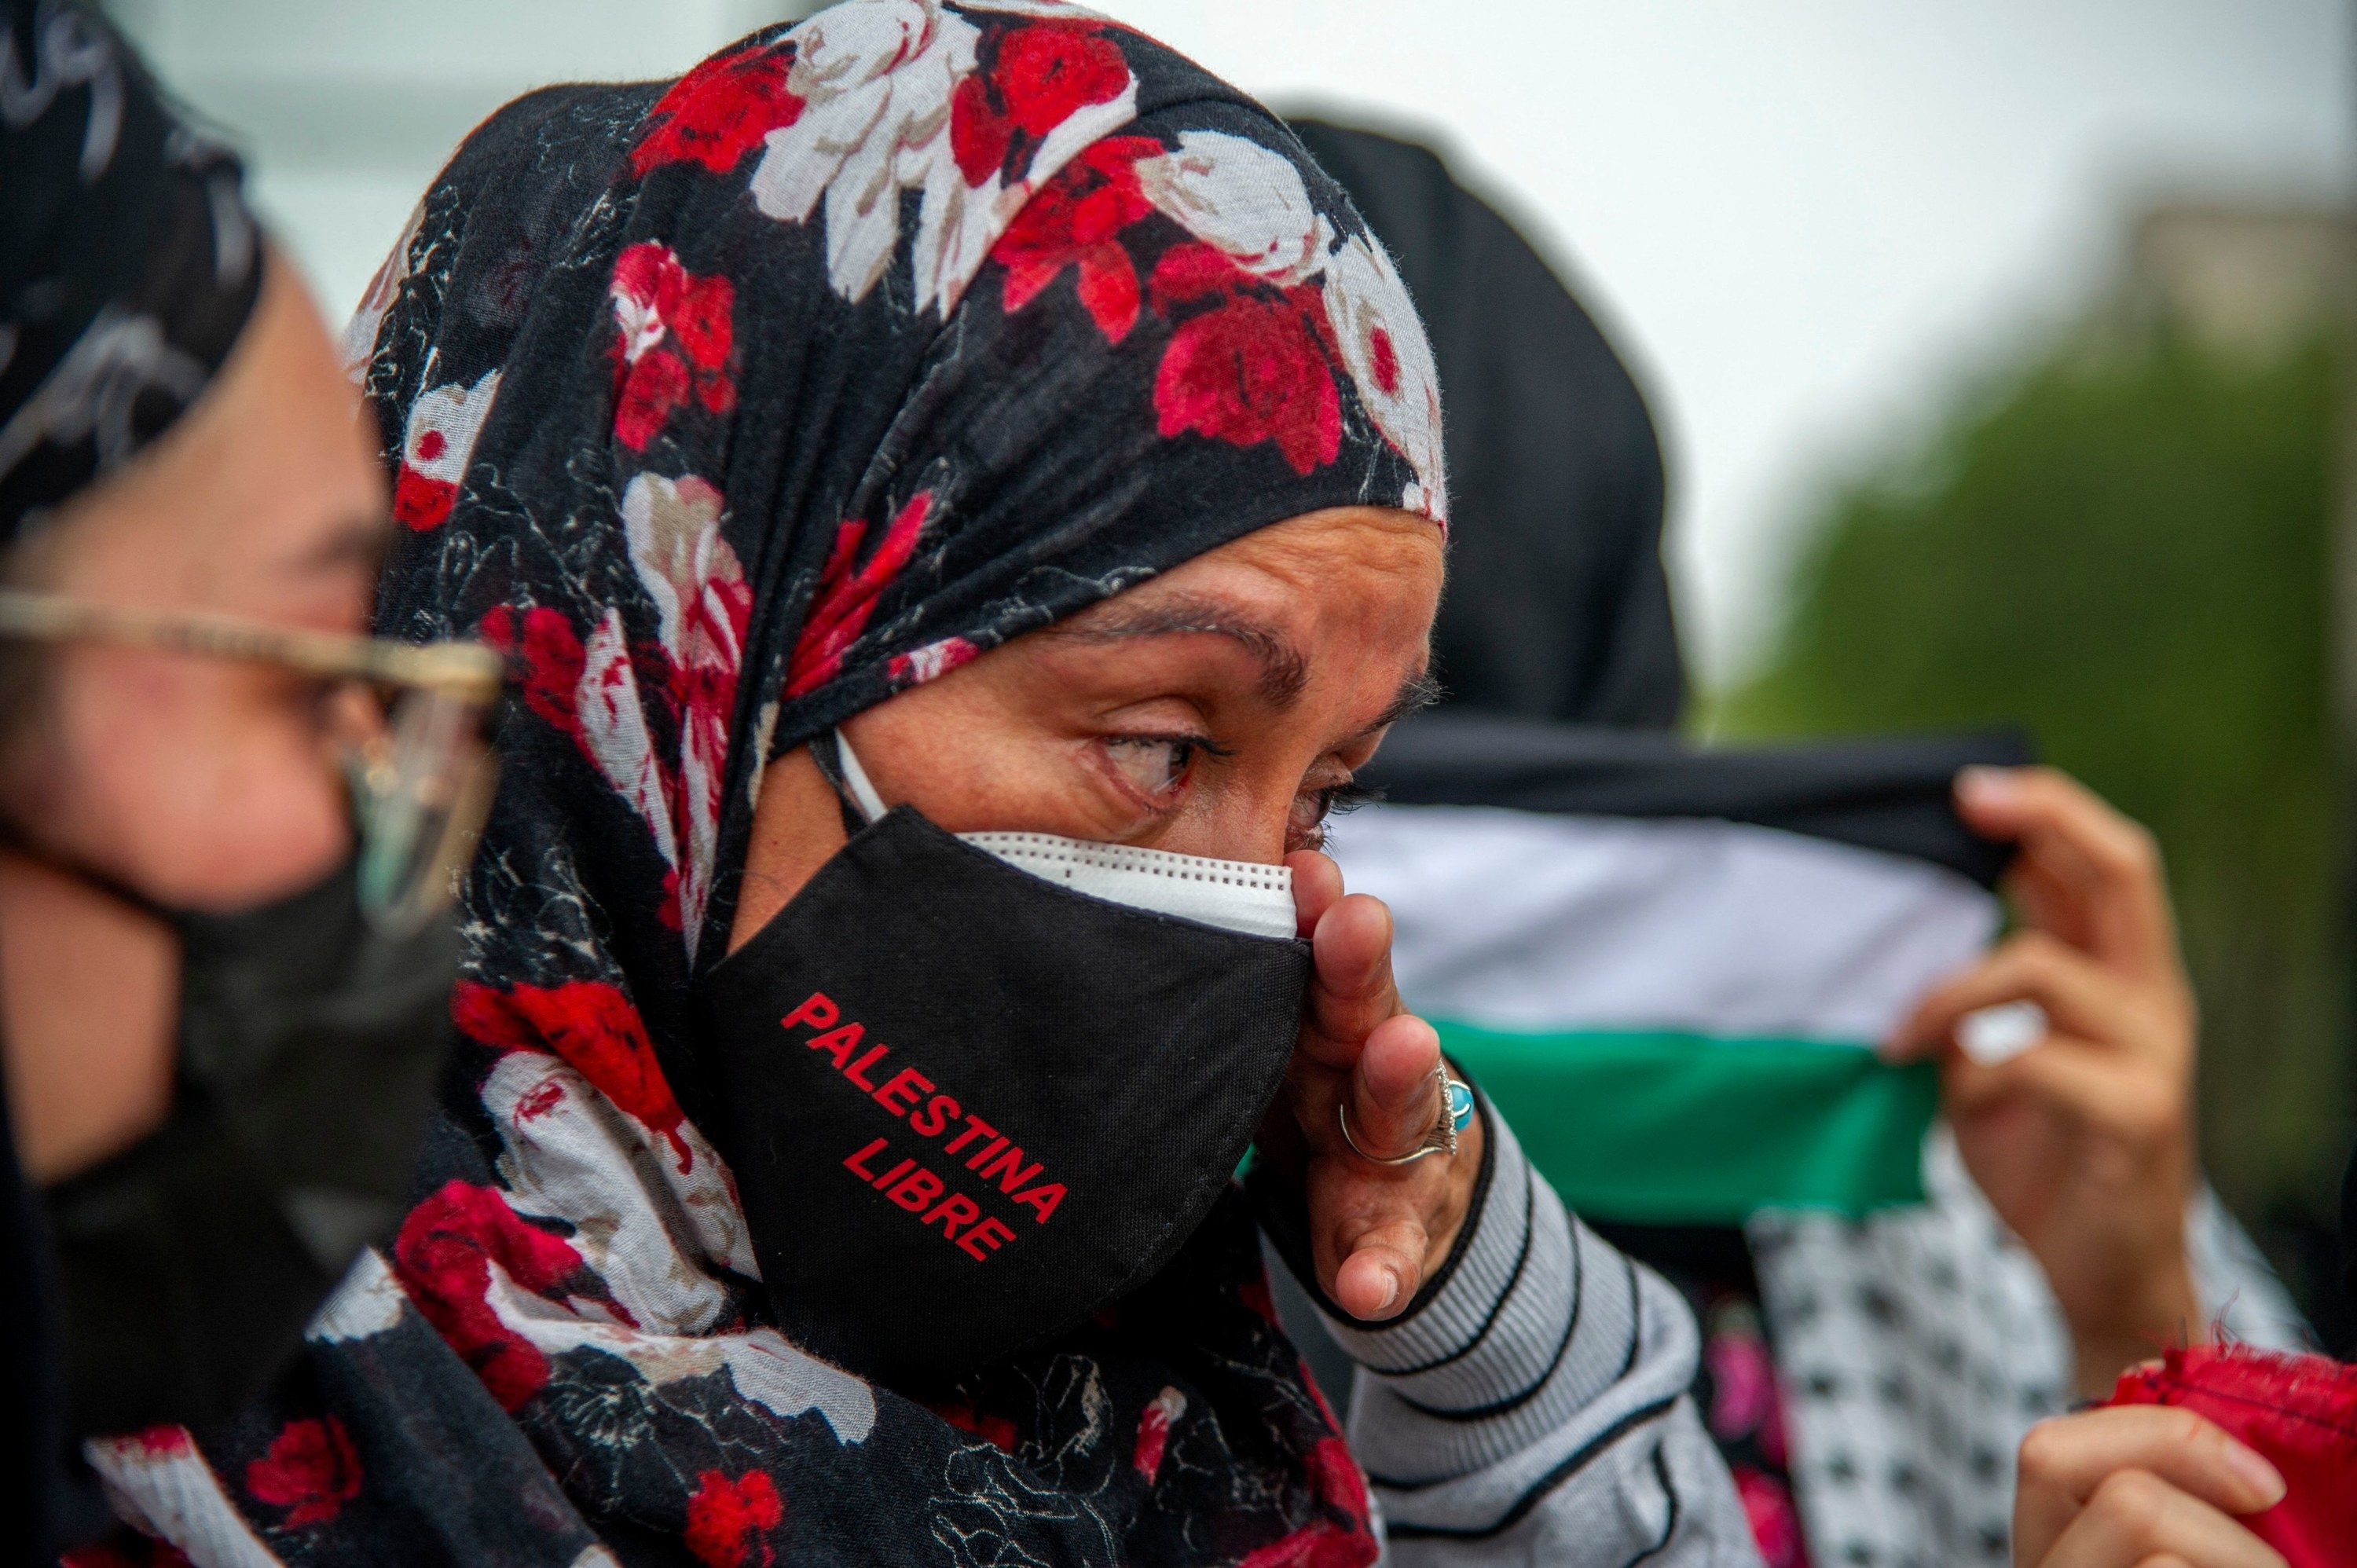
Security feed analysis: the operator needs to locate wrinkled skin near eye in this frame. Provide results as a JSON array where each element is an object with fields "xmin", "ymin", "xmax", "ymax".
[
  {"xmin": 1089, "ymin": 728, "xmax": 1374, "ymax": 854},
  {"xmin": 730, "ymin": 505, "xmax": 1476, "ymax": 1324},
  {"xmin": 1290, "ymin": 778, "xmax": 1380, "ymax": 852},
  {"xmin": 1101, "ymin": 734, "xmax": 1217, "ymax": 808}
]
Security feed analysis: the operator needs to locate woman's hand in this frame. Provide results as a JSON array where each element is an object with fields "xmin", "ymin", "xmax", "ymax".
[
  {"xmin": 1886, "ymin": 767, "xmax": 2200, "ymax": 1394},
  {"xmin": 2014, "ymin": 1406, "xmax": 2285, "ymax": 1566},
  {"xmin": 1254, "ymin": 849, "xmax": 1480, "ymax": 1320}
]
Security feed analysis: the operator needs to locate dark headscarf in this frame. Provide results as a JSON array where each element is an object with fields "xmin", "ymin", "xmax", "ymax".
[
  {"xmin": 1288, "ymin": 119, "xmax": 1681, "ymax": 727},
  {"xmin": 82, "ymin": 5, "xmax": 1442, "ymax": 1560},
  {"xmin": 0, "ymin": 0, "xmax": 262, "ymax": 542}
]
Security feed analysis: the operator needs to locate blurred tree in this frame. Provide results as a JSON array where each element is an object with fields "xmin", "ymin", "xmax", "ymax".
[{"xmin": 1721, "ymin": 331, "xmax": 2348, "ymax": 1285}]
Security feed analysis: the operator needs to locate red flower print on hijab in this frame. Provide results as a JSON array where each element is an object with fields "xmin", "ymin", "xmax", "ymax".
[
  {"xmin": 997, "ymin": 23, "xmax": 1130, "ymax": 137},
  {"xmin": 931, "ymin": 1400, "xmax": 1020, "ymax": 1453},
  {"xmin": 1307, "ymin": 1438, "xmax": 1373, "ymax": 1533},
  {"xmin": 993, "ymin": 130, "xmax": 1397, "ymax": 482},
  {"xmin": 479, "ymin": 474, "xmax": 749, "ymax": 951},
  {"xmin": 1235, "ymin": 1522, "xmax": 1376, "ymax": 1568},
  {"xmin": 479, "ymin": 604, "xmax": 589, "ymax": 737},
  {"xmin": 886, "ymin": 633, "xmax": 977, "ymax": 689},
  {"xmin": 392, "ymin": 370, "xmax": 501, "ymax": 529},
  {"xmin": 784, "ymin": 489, "xmax": 932, "ymax": 698},
  {"xmin": 1226, "ymin": 1442, "xmax": 1376, "ymax": 1565},
  {"xmin": 1153, "ymin": 284, "xmax": 1340, "ymax": 476},
  {"xmin": 453, "ymin": 979, "xmax": 695, "ymax": 1171},
  {"xmin": 610, "ymin": 243, "xmax": 737, "ymax": 450},
  {"xmin": 392, "ymin": 465, "xmax": 451, "ymax": 532},
  {"xmin": 394, "ymin": 1180, "xmax": 607, "ymax": 1411},
  {"xmin": 617, "ymin": 351, "xmax": 693, "ymax": 450},
  {"xmin": 1232, "ymin": 1438, "xmax": 1378, "ymax": 1568},
  {"xmin": 950, "ymin": 21, "xmax": 1129, "ymax": 187},
  {"xmin": 632, "ymin": 38, "xmax": 805, "ymax": 176},
  {"xmin": 993, "ymin": 134, "xmax": 1159, "ymax": 341},
  {"xmin": 685, "ymin": 1469, "xmax": 785, "ymax": 1567},
  {"xmin": 244, "ymin": 1416, "xmax": 363, "ymax": 1528},
  {"xmin": 1132, "ymin": 1385, "xmax": 1186, "ymax": 1482},
  {"xmin": 1011, "ymin": 123, "xmax": 1448, "ymax": 507}
]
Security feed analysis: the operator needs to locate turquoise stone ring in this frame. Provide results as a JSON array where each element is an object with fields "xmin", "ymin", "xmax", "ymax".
[{"xmin": 1338, "ymin": 1062, "xmax": 1476, "ymax": 1164}]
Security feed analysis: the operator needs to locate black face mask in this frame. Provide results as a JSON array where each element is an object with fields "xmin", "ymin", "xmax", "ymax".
[
  {"xmin": 38, "ymin": 859, "xmax": 460, "ymax": 1438},
  {"xmin": 698, "ymin": 763, "xmax": 1310, "ymax": 1391}
]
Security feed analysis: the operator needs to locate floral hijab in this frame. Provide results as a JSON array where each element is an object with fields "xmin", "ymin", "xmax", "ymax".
[{"xmin": 79, "ymin": 4, "xmax": 1443, "ymax": 1563}]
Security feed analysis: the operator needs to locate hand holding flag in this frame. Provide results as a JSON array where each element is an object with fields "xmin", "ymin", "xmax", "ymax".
[{"xmin": 1886, "ymin": 766, "xmax": 2201, "ymax": 1394}]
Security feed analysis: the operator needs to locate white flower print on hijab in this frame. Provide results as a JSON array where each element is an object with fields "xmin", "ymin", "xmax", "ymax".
[
  {"xmin": 1125, "ymin": 129, "xmax": 1446, "ymax": 516},
  {"xmin": 1322, "ymin": 233, "xmax": 1446, "ymax": 518},
  {"xmin": 567, "ymin": 473, "xmax": 751, "ymax": 954},
  {"xmin": 1133, "ymin": 129, "xmax": 1334, "ymax": 288},
  {"xmin": 750, "ymin": 0, "xmax": 1137, "ymax": 315}
]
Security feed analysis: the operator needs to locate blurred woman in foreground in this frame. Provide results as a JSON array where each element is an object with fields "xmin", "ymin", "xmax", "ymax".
[{"xmin": 0, "ymin": 2, "xmax": 491, "ymax": 1554}]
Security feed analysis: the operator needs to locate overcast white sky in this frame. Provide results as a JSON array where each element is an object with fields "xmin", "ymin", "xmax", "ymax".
[{"xmin": 127, "ymin": 0, "xmax": 2355, "ymax": 682}]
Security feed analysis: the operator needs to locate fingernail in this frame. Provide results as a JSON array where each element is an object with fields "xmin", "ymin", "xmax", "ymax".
[
  {"xmin": 1956, "ymin": 766, "xmax": 2018, "ymax": 808},
  {"xmin": 2223, "ymin": 1441, "xmax": 2286, "ymax": 1505},
  {"xmin": 1375, "ymin": 1269, "xmax": 1401, "ymax": 1314}
]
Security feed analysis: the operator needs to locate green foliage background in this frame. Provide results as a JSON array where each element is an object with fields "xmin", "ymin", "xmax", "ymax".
[{"xmin": 1721, "ymin": 332, "xmax": 2349, "ymax": 1250}]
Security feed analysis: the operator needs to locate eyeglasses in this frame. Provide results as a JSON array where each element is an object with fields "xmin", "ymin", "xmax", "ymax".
[{"xmin": 0, "ymin": 588, "xmax": 506, "ymax": 935}]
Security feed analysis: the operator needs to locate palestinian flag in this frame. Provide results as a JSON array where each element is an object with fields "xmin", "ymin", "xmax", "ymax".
[{"xmin": 1336, "ymin": 714, "xmax": 2027, "ymax": 1223}]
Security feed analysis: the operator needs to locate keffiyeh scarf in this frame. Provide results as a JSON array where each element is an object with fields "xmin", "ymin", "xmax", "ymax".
[{"xmin": 79, "ymin": 4, "xmax": 1446, "ymax": 1563}]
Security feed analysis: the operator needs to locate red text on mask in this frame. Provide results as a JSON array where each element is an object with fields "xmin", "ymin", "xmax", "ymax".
[
  {"xmin": 841, "ymin": 1136, "xmax": 1018, "ymax": 1262},
  {"xmin": 784, "ymin": 991, "xmax": 1066, "ymax": 1261}
]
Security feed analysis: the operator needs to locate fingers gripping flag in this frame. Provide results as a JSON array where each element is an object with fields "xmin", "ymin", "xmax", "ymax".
[{"xmin": 1336, "ymin": 714, "xmax": 2027, "ymax": 1223}]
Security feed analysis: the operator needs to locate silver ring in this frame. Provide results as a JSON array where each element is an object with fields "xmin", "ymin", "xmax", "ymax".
[{"xmin": 1337, "ymin": 1064, "xmax": 1473, "ymax": 1165}]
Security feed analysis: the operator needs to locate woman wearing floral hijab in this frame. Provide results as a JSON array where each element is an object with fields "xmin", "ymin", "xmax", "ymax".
[{"xmin": 78, "ymin": 5, "xmax": 1757, "ymax": 1563}]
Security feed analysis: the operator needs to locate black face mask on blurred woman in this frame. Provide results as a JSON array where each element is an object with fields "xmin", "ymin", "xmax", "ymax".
[{"xmin": 35, "ymin": 858, "xmax": 458, "ymax": 1438}]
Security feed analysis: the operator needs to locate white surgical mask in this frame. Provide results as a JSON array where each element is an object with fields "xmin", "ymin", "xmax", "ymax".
[{"xmin": 833, "ymin": 730, "xmax": 1297, "ymax": 941}]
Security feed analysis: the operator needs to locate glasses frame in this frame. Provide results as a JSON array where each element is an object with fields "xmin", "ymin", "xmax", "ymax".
[
  {"xmin": 0, "ymin": 588, "xmax": 504, "ymax": 702},
  {"xmin": 0, "ymin": 587, "xmax": 507, "ymax": 932}
]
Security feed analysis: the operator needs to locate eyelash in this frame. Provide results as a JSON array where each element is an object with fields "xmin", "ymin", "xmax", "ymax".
[
  {"xmin": 1099, "ymin": 735, "xmax": 1384, "ymax": 844},
  {"xmin": 1102, "ymin": 733, "xmax": 1233, "ymax": 802},
  {"xmin": 1318, "ymin": 780, "xmax": 1384, "ymax": 819},
  {"xmin": 1295, "ymin": 779, "xmax": 1383, "ymax": 850}
]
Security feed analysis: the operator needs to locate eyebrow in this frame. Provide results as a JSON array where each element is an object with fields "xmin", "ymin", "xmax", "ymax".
[
  {"xmin": 1053, "ymin": 592, "xmax": 1311, "ymax": 706},
  {"xmin": 277, "ymin": 512, "xmax": 391, "ymax": 581}
]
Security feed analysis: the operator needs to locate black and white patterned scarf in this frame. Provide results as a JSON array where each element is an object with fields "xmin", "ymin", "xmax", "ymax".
[{"xmin": 0, "ymin": 0, "xmax": 259, "ymax": 543}]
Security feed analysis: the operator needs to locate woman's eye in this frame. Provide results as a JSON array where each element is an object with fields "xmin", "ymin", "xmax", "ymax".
[
  {"xmin": 1103, "ymin": 736, "xmax": 1201, "ymax": 799},
  {"xmin": 1287, "ymin": 792, "xmax": 1326, "ymax": 850},
  {"xmin": 1288, "ymin": 779, "xmax": 1382, "ymax": 851}
]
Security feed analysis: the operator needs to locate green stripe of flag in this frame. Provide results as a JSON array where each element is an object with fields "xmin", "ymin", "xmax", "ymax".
[{"xmin": 1434, "ymin": 1021, "xmax": 1939, "ymax": 1222}]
